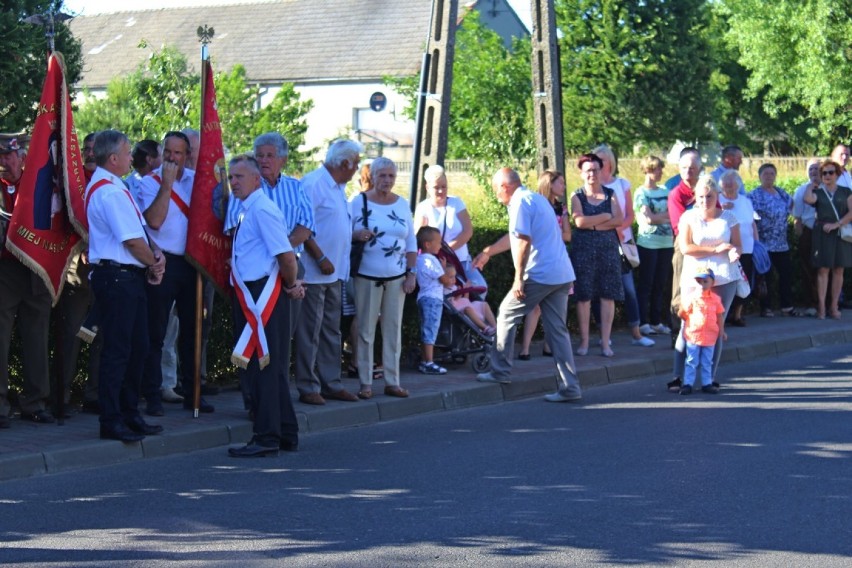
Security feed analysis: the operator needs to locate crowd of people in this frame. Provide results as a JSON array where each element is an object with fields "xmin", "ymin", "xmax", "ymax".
[{"xmin": 1, "ymin": 129, "xmax": 851, "ymax": 454}]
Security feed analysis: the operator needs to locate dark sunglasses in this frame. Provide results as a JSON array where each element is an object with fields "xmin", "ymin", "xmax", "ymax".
[{"xmin": 822, "ymin": 170, "xmax": 837, "ymax": 176}]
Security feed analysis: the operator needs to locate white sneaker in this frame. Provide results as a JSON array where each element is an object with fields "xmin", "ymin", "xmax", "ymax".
[
  {"xmin": 651, "ymin": 323, "xmax": 671, "ymax": 334},
  {"xmin": 161, "ymin": 387, "xmax": 184, "ymax": 403},
  {"xmin": 476, "ymin": 372, "xmax": 510, "ymax": 384},
  {"xmin": 638, "ymin": 324, "xmax": 654, "ymax": 336},
  {"xmin": 597, "ymin": 339, "xmax": 613, "ymax": 347},
  {"xmin": 632, "ymin": 336, "xmax": 655, "ymax": 347},
  {"xmin": 544, "ymin": 391, "xmax": 582, "ymax": 403}
]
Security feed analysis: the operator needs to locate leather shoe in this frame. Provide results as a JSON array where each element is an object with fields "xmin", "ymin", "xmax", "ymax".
[
  {"xmin": 161, "ymin": 387, "xmax": 184, "ymax": 403},
  {"xmin": 299, "ymin": 392, "xmax": 326, "ymax": 405},
  {"xmin": 321, "ymin": 389, "xmax": 358, "ymax": 402},
  {"xmin": 384, "ymin": 386, "xmax": 409, "ymax": 398},
  {"xmin": 279, "ymin": 439, "xmax": 299, "ymax": 452},
  {"xmin": 100, "ymin": 424, "xmax": 145, "ymax": 443},
  {"xmin": 183, "ymin": 398, "xmax": 214, "ymax": 413},
  {"xmin": 146, "ymin": 403, "xmax": 165, "ymax": 417},
  {"xmin": 126, "ymin": 417, "xmax": 163, "ymax": 435},
  {"xmin": 228, "ymin": 442, "xmax": 279, "ymax": 458}
]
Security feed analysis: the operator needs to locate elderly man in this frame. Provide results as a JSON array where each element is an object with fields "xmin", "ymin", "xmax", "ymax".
[
  {"xmin": 831, "ymin": 144, "xmax": 852, "ymax": 189},
  {"xmin": 0, "ymin": 136, "xmax": 54, "ymax": 427},
  {"xmin": 137, "ymin": 130, "xmax": 214, "ymax": 415},
  {"xmin": 710, "ymin": 145, "xmax": 745, "ymax": 195},
  {"xmin": 224, "ymin": 132, "xmax": 314, "ymax": 410},
  {"xmin": 472, "ymin": 168, "xmax": 582, "ymax": 403},
  {"xmin": 227, "ymin": 155, "xmax": 303, "ymax": 458},
  {"xmin": 86, "ymin": 130, "xmax": 165, "ymax": 442},
  {"xmin": 295, "ymin": 139, "xmax": 362, "ymax": 405}
]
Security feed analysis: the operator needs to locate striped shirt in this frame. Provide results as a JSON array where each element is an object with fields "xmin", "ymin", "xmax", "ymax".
[{"xmin": 224, "ymin": 174, "xmax": 315, "ymax": 254}]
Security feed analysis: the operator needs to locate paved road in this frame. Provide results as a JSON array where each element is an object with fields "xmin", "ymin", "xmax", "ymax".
[{"xmin": 1, "ymin": 343, "xmax": 851, "ymax": 567}]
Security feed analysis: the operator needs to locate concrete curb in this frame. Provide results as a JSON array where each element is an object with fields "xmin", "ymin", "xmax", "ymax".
[{"xmin": 2, "ymin": 320, "xmax": 851, "ymax": 482}]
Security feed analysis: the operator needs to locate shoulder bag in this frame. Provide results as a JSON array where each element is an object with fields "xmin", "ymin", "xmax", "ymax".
[{"xmin": 349, "ymin": 193, "xmax": 369, "ymax": 277}]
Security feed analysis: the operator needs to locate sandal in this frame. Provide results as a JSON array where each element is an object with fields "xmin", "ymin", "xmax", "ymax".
[
  {"xmin": 781, "ymin": 308, "xmax": 804, "ymax": 317},
  {"xmin": 20, "ymin": 409, "xmax": 55, "ymax": 424},
  {"xmin": 830, "ymin": 310, "xmax": 842, "ymax": 320},
  {"xmin": 357, "ymin": 387, "xmax": 373, "ymax": 400},
  {"xmin": 760, "ymin": 309, "xmax": 775, "ymax": 318}
]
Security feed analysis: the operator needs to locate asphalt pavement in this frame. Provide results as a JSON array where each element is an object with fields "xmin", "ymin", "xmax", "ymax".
[{"xmin": 1, "ymin": 312, "xmax": 851, "ymax": 483}]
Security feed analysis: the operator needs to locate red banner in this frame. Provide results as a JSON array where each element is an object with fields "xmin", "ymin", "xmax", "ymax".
[
  {"xmin": 5, "ymin": 52, "xmax": 86, "ymax": 304},
  {"xmin": 186, "ymin": 60, "xmax": 231, "ymax": 297}
]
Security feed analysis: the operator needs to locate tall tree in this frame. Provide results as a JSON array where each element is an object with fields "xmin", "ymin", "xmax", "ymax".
[
  {"xmin": 720, "ymin": 0, "xmax": 852, "ymax": 150},
  {"xmin": 556, "ymin": 0, "xmax": 716, "ymax": 153},
  {"xmin": 1, "ymin": 1, "xmax": 82, "ymax": 132}
]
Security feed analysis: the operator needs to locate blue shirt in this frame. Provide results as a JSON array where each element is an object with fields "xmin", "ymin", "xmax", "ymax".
[
  {"xmin": 224, "ymin": 174, "xmax": 315, "ymax": 254},
  {"xmin": 509, "ymin": 186, "xmax": 575, "ymax": 285}
]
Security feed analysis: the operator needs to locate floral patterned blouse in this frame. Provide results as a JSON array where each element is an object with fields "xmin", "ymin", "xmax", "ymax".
[
  {"xmin": 748, "ymin": 186, "xmax": 792, "ymax": 252},
  {"xmin": 350, "ymin": 193, "xmax": 417, "ymax": 279}
]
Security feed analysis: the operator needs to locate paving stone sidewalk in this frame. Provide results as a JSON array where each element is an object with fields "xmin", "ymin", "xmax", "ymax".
[{"xmin": 2, "ymin": 314, "xmax": 851, "ymax": 482}]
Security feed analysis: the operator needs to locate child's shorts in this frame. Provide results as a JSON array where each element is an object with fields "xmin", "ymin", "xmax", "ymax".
[{"xmin": 418, "ymin": 296, "xmax": 443, "ymax": 345}]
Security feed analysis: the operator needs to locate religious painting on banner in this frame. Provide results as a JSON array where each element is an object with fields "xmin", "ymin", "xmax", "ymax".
[
  {"xmin": 5, "ymin": 52, "xmax": 87, "ymax": 304},
  {"xmin": 185, "ymin": 59, "xmax": 231, "ymax": 297}
]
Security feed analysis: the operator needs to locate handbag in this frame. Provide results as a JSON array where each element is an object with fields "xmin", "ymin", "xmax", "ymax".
[
  {"xmin": 735, "ymin": 261, "xmax": 751, "ymax": 298},
  {"xmin": 822, "ymin": 187, "xmax": 852, "ymax": 243},
  {"xmin": 620, "ymin": 241, "xmax": 641, "ymax": 269},
  {"xmin": 349, "ymin": 193, "xmax": 369, "ymax": 277}
]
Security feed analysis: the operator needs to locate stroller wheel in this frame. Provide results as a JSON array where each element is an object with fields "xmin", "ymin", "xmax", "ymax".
[{"xmin": 471, "ymin": 353, "xmax": 491, "ymax": 373}]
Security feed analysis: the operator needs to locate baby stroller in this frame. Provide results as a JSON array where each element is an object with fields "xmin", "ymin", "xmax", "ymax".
[{"xmin": 409, "ymin": 242, "xmax": 493, "ymax": 373}]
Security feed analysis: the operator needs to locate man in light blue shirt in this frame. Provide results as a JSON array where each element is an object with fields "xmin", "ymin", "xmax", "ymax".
[
  {"xmin": 472, "ymin": 168, "xmax": 582, "ymax": 402},
  {"xmin": 710, "ymin": 145, "xmax": 746, "ymax": 195}
]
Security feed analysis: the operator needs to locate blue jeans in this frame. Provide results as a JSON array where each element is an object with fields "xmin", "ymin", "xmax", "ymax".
[
  {"xmin": 418, "ymin": 296, "xmax": 443, "ymax": 345},
  {"xmin": 674, "ymin": 281, "xmax": 736, "ymax": 381},
  {"xmin": 684, "ymin": 342, "xmax": 714, "ymax": 387}
]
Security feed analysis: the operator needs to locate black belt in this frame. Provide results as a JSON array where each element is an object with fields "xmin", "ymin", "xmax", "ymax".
[{"xmin": 97, "ymin": 260, "xmax": 146, "ymax": 274}]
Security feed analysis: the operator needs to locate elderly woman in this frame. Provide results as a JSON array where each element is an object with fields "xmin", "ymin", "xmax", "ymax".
[
  {"xmin": 803, "ymin": 160, "xmax": 852, "ymax": 319},
  {"xmin": 748, "ymin": 163, "xmax": 796, "ymax": 317},
  {"xmin": 350, "ymin": 157, "xmax": 417, "ymax": 399},
  {"xmin": 518, "ymin": 170, "xmax": 572, "ymax": 359},
  {"xmin": 673, "ymin": 176, "xmax": 741, "ymax": 391},
  {"xmin": 718, "ymin": 170, "xmax": 758, "ymax": 326},
  {"xmin": 594, "ymin": 145, "xmax": 655, "ymax": 348},
  {"xmin": 413, "ymin": 164, "xmax": 486, "ymax": 291},
  {"xmin": 570, "ymin": 154, "xmax": 624, "ymax": 357}
]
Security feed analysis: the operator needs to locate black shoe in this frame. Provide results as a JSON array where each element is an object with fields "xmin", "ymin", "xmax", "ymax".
[
  {"xmin": 542, "ymin": 348, "xmax": 553, "ymax": 357},
  {"xmin": 279, "ymin": 439, "xmax": 299, "ymax": 452},
  {"xmin": 0, "ymin": 415, "xmax": 10, "ymax": 429},
  {"xmin": 126, "ymin": 417, "xmax": 164, "ymax": 435},
  {"xmin": 228, "ymin": 442, "xmax": 279, "ymax": 458},
  {"xmin": 81, "ymin": 400, "xmax": 100, "ymax": 414},
  {"xmin": 701, "ymin": 384, "xmax": 720, "ymax": 394},
  {"xmin": 517, "ymin": 353, "xmax": 531, "ymax": 361},
  {"xmin": 145, "ymin": 403, "xmax": 165, "ymax": 417},
  {"xmin": 667, "ymin": 377, "xmax": 682, "ymax": 393},
  {"xmin": 100, "ymin": 424, "xmax": 145, "ymax": 443},
  {"xmin": 679, "ymin": 384, "xmax": 693, "ymax": 395},
  {"xmin": 184, "ymin": 398, "xmax": 215, "ymax": 413},
  {"xmin": 20, "ymin": 410, "xmax": 55, "ymax": 424}
]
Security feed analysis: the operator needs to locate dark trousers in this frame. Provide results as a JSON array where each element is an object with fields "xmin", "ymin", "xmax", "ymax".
[
  {"xmin": 637, "ymin": 245, "xmax": 673, "ymax": 327},
  {"xmin": 143, "ymin": 254, "xmax": 197, "ymax": 405},
  {"xmin": 53, "ymin": 282, "xmax": 94, "ymax": 404},
  {"xmin": 91, "ymin": 265, "xmax": 148, "ymax": 428},
  {"xmin": 758, "ymin": 250, "xmax": 794, "ymax": 311},
  {"xmin": 233, "ymin": 277, "xmax": 298, "ymax": 447},
  {"xmin": 797, "ymin": 227, "xmax": 819, "ymax": 308}
]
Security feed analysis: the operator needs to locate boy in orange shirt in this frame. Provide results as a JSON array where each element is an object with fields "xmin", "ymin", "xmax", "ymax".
[{"xmin": 678, "ymin": 266, "xmax": 726, "ymax": 395}]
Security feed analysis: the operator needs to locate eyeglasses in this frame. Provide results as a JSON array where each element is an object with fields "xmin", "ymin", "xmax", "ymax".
[{"xmin": 822, "ymin": 170, "xmax": 837, "ymax": 176}]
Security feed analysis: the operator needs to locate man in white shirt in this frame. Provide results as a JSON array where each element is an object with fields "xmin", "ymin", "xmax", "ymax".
[
  {"xmin": 137, "ymin": 131, "xmax": 214, "ymax": 416},
  {"xmin": 294, "ymin": 139, "xmax": 362, "ymax": 404},
  {"xmin": 472, "ymin": 168, "xmax": 582, "ymax": 402},
  {"xmin": 226, "ymin": 155, "xmax": 303, "ymax": 458},
  {"xmin": 710, "ymin": 145, "xmax": 745, "ymax": 195},
  {"xmin": 86, "ymin": 130, "xmax": 165, "ymax": 442},
  {"xmin": 831, "ymin": 144, "xmax": 852, "ymax": 189}
]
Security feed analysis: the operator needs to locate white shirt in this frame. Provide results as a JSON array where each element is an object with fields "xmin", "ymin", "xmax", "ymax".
[
  {"xmin": 606, "ymin": 177, "xmax": 635, "ymax": 242},
  {"xmin": 839, "ymin": 169, "xmax": 852, "ymax": 191},
  {"xmin": 350, "ymin": 193, "xmax": 417, "ymax": 278},
  {"xmin": 86, "ymin": 167, "xmax": 148, "ymax": 267},
  {"xmin": 719, "ymin": 193, "xmax": 756, "ymax": 254},
  {"xmin": 414, "ymin": 196, "xmax": 471, "ymax": 262},
  {"xmin": 679, "ymin": 209, "xmax": 741, "ymax": 292},
  {"xmin": 136, "ymin": 166, "xmax": 195, "ymax": 254},
  {"xmin": 508, "ymin": 186, "xmax": 575, "ymax": 285},
  {"xmin": 416, "ymin": 252, "xmax": 445, "ymax": 301},
  {"xmin": 232, "ymin": 188, "xmax": 292, "ymax": 281},
  {"xmin": 792, "ymin": 182, "xmax": 817, "ymax": 230},
  {"xmin": 300, "ymin": 165, "xmax": 351, "ymax": 284}
]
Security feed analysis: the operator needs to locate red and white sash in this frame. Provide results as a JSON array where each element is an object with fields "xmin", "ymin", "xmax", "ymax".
[
  {"xmin": 150, "ymin": 173, "xmax": 191, "ymax": 218},
  {"xmin": 230, "ymin": 252, "xmax": 281, "ymax": 370}
]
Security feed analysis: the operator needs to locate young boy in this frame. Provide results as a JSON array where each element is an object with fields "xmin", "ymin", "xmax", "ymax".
[
  {"xmin": 416, "ymin": 227, "xmax": 454, "ymax": 374},
  {"xmin": 678, "ymin": 266, "xmax": 726, "ymax": 394},
  {"xmin": 444, "ymin": 264, "xmax": 496, "ymax": 335}
]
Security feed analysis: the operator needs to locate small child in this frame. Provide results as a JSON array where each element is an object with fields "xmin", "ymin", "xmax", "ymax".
[
  {"xmin": 444, "ymin": 265, "xmax": 497, "ymax": 336},
  {"xmin": 415, "ymin": 227, "xmax": 454, "ymax": 375},
  {"xmin": 677, "ymin": 266, "xmax": 726, "ymax": 395}
]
